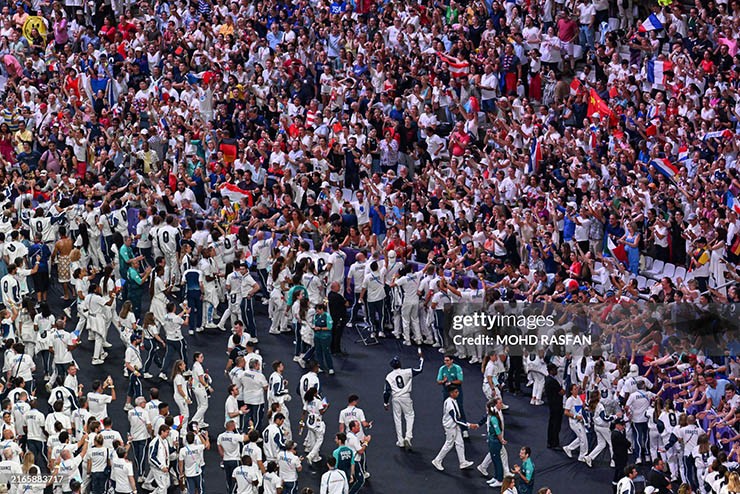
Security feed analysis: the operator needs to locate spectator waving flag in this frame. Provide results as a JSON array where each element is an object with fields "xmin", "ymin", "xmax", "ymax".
[
  {"xmin": 647, "ymin": 60, "xmax": 673, "ymax": 86},
  {"xmin": 587, "ymin": 89, "xmax": 618, "ymax": 126},
  {"xmin": 639, "ymin": 13, "xmax": 663, "ymax": 32},
  {"xmin": 436, "ymin": 52, "xmax": 470, "ymax": 78},
  {"xmin": 727, "ymin": 192, "xmax": 740, "ymax": 215},
  {"xmin": 570, "ymin": 78, "xmax": 584, "ymax": 96},
  {"xmin": 218, "ymin": 183, "xmax": 253, "ymax": 205},
  {"xmin": 528, "ymin": 137, "xmax": 542, "ymax": 174},
  {"xmin": 650, "ymin": 158, "xmax": 679, "ymax": 182},
  {"xmin": 703, "ymin": 129, "xmax": 733, "ymax": 141},
  {"xmin": 607, "ymin": 236, "xmax": 628, "ymax": 263}
]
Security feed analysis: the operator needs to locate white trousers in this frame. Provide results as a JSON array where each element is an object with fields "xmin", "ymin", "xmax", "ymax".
[
  {"xmin": 392, "ymin": 396, "xmax": 415, "ymax": 444},
  {"xmin": 433, "ymin": 426, "xmax": 467, "ymax": 466}
]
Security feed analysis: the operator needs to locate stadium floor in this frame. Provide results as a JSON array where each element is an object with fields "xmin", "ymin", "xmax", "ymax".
[{"xmin": 42, "ymin": 282, "xmax": 613, "ymax": 493}]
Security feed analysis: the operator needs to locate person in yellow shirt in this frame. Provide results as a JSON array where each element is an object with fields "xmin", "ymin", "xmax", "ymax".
[
  {"xmin": 219, "ymin": 16, "xmax": 235, "ymax": 36},
  {"xmin": 13, "ymin": 120, "xmax": 33, "ymax": 154}
]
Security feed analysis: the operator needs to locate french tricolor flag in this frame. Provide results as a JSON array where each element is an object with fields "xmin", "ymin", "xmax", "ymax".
[
  {"xmin": 639, "ymin": 13, "xmax": 663, "ymax": 32},
  {"xmin": 703, "ymin": 129, "xmax": 733, "ymax": 141},
  {"xmin": 528, "ymin": 137, "xmax": 542, "ymax": 173},
  {"xmin": 650, "ymin": 158, "xmax": 679, "ymax": 181},
  {"xmin": 647, "ymin": 60, "xmax": 673, "ymax": 86},
  {"xmin": 727, "ymin": 193, "xmax": 740, "ymax": 215}
]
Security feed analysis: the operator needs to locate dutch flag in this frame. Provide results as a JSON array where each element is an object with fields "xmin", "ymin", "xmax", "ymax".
[
  {"xmin": 639, "ymin": 13, "xmax": 663, "ymax": 32},
  {"xmin": 649, "ymin": 158, "xmax": 679, "ymax": 181},
  {"xmin": 647, "ymin": 60, "xmax": 673, "ymax": 87}
]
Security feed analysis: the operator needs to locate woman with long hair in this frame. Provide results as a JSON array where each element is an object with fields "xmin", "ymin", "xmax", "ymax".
[
  {"xmin": 141, "ymin": 312, "xmax": 164, "ymax": 379},
  {"xmin": 149, "ymin": 265, "xmax": 168, "ymax": 326},
  {"xmin": 501, "ymin": 475, "xmax": 517, "ymax": 494},
  {"xmin": 584, "ymin": 391, "xmax": 616, "ymax": 468},
  {"xmin": 268, "ymin": 256, "xmax": 289, "ymax": 335},
  {"xmin": 725, "ymin": 471, "xmax": 740, "ymax": 493},
  {"xmin": 191, "ymin": 352, "xmax": 212, "ymax": 427},
  {"xmin": 116, "ymin": 300, "xmax": 137, "ymax": 348},
  {"xmin": 171, "ymin": 359, "xmax": 192, "ymax": 424},
  {"xmin": 298, "ymin": 295, "xmax": 316, "ymax": 368},
  {"xmin": 485, "ymin": 398, "xmax": 507, "ymax": 488}
]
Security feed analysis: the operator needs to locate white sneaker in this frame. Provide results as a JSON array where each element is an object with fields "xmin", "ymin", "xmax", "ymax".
[
  {"xmin": 396, "ymin": 441, "xmax": 405, "ymax": 448},
  {"xmin": 403, "ymin": 340, "xmax": 412, "ymax": 346},
  {"xmin": 63, "ymin": 307, "xmax": 72, "ymax": 318},
  {"xmin": 462, "ymin": 430, "xmax": 469, "ymax": 439},
  {"xmin": 143, "ymin": 373, "xmax": 153, "ymax": 379},
  {"xmin": 378, "ymin": 331, "xmax": 386, "ymax": 338},
  {"xmin": 610, "ymin": 460, "xmax": 615, "ymax": 468},
  {"xmin": 298, "ymin": 358, "xmax": 306, "ymax": 369},
  {"xmin": 477, "ymin": 464, "xmax": 488, "ymax": 476},
  {"xmin": 585, "ymin": 456, "xmax": 592, "ymax": 468},
  {"xmin": 293, "ymin": 356, "xmax": 302, "ymax": 362},
  {"xmin": 158, "ymin": 373, "xmax": 168, "ymax": 381},
  {"xmin": 219, "ymin": 325, "xmax": 227, "ymax": 332},
  {"xmin": 103, "ymin": 342, "xmax": 113, "ymax": 349},
  {"xmin": 188, "ymin": 330, "xmax": 195, "ymax": 335},
  {"xmin": 403, "ymin": 438, "xmax": 412, "ymax": 450},
  {"xmin": 488, "ymin": 479, "xmax": 502, "ymax": 487},
  {"xmin": 195, "ymin": 327, "xmax": 206, "ymax": 333},
  {"xmin": 269, "ymin": 330, "xmax": 281, "ymax": 335},
  {"xmin": 432, "ymin": 343, "xmax": 441, "ymax": 348},
  {"xmin": 249, "ymin": 338, "xmax": 259, "ymax": 344},
  {"xmin": 438, "ymin": 348, "xmax": 446, "ymax": 353},
  {"xmin": 563, "ymin": 447, "xmax": 573, "ymax": 459},
  {"xmin": 328, "ymin": 369, "xmax": 335, "ymax": 375},
  {"xmin": 459, "ymin": 460, "xmax": 474, "ymax": 469},
  {"xmin": 91, "ymin": 359, "xmax": 104, "ymax": 365},
  {"xmin": 501, "ymin": 404, "xmax": 510, "ymax": 410},
  {"xmin": 363, "ymin": 472, "xmax": 370, "ymax": 479},
  {"xmin": 431, "ymin": 459, "xmax": 444, "ymax": 471}
]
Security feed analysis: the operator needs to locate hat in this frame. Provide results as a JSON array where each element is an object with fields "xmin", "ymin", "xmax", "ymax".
[
  {"xmin": 387, "ymin": 250, "xmax": 397, "ymax": 259},
  {"xmin": 141, "ymin": 128, "xmax": 149, "ymax": 135},
  {"xmin": 321, "ymin": 181, "xmax": 330, "ymax": 188},
  {"xmin": 628, "ymin": 364, "xmax": 639, "ymax": 377},
  {"xmin": 687, "ymin": 213, "xmax": 697, "ymax": 220},
  {"xmin": 390, "ymin": 356, "xmax": 401, "ymax": 369},
  {"xmin": 39, "ymin": 170, "xmax": 48, "ymax": 177},
  {"xmin": 40, "ymin": 103, "xmax": 47, "ymax": 110}
]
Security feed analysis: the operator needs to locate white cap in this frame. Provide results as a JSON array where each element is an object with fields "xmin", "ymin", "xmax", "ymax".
[
  {"xmin": 387, "ymin": 250, "xmax": 397, "ymax": 259},
  {"xmin": 321, "ymin": 181, "xmax": 330, "ymax": 188}
]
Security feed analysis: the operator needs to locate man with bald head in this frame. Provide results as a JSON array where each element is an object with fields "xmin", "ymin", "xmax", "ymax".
[{"xmin": 328, "ymin": 281, "xmax": 349, "ymax": 355}]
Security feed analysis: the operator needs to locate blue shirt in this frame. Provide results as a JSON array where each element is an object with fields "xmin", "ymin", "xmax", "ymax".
[
  {"xmin": 706, "ymin": 379, "xmax": 731, "ymax": 410},
  {"xmin": 368, "ymin": 205, "xmax": 387, "ymax": 235}
]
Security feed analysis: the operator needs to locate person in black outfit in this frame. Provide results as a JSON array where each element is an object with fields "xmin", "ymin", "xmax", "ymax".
[
  {"xmin": 543, "ymin": 364, "xmax": 564, "ymax": 449},
  {"xmin": 646, "ymin": 458, "xmax": 672, "ymax": 494},
  {"xmin": 507, "ymin": 351, "xmax": 524, "ymax": 396},
  {"xmin": 328, "ymin": 281, "xmax": 349, "ymax": 355},
  {"xmin": 611, "ymin": 419, "xmax": 632, "ymax": 490}
]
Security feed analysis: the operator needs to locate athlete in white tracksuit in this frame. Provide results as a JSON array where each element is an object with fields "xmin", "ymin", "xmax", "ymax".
[
  {"xmin": 525, "ymin": 350, "xmax": 547, "ymax": 405},
  {"xmin": 391, "ymin": 265, "xmax": 422, "ymax": 345},
  {"xmin": 384, "ymin": 351, "xmax": 423, "ymax": 448}
]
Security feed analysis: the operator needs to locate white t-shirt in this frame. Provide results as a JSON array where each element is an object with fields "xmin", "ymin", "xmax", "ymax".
[
  {"xmin": 178, "ymin": 443, "xmax": 205, "ymax": 478},
  {"xmin": 87, "ymin": 391, "xmax": 113, "ymax": 421},
  {"xmin": 111, "ymin": 457, "xmax": 135, "ymax": 493}
]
